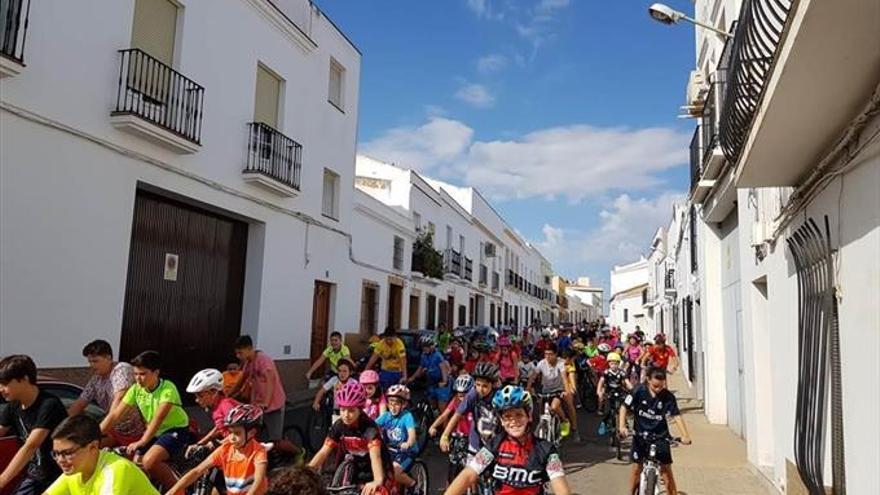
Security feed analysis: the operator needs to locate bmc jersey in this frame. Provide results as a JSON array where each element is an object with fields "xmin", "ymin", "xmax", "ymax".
[
  {"xmin": 467, "ymin": 433, "xmax": 565, "ymax": 495},
  {"xmin": 623, "ymin": 384, "xmax": 681, "ymax": 436}
]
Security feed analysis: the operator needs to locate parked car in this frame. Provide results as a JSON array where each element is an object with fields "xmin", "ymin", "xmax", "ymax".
[{"xmin": 0, "ymin": 378, "xmax": 104, "ymax": 495}]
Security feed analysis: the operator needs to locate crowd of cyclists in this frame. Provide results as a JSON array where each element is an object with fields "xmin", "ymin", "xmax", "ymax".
[{"xmin": 0, "ymin": 321, "xmax": 693, "ymax": 495}]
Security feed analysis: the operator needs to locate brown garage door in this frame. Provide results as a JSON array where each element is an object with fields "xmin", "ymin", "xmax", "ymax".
[{"xmin": 119, "ymin": 190, "xmax": 248, "ymax": 390}]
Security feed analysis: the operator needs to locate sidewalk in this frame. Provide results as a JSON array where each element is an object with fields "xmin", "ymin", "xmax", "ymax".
[{"xmin": 666, "ymin": 372, "xmax": 776, "ymax": 495}]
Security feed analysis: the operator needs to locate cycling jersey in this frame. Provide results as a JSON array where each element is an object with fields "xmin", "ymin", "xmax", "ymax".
[
  {"xmin": 322, "ymin": 345, "xmax": 352, "ymax": 374},
  {"xmin": 645, "ymin": 345, "xmax": 677, "ymax": 369},
  {"xmin": 588, "ymin": 355, "xmax": 608, "ymax": 374},
  {"xmin": 376, "ymin": 410, "xmax": 417, "ymax": 453},
  {"xmin": 419, "ymin": 350, "xmax": 447, "ymax": 384},
  {"xmin": 584, "ymin": 344, "xmax": 599, "ymax": 358},
  {"xmin": 444, "ymin": 396, "xmax": 472, "ymax": 435},
  {"xmin": 121, "ymin": 379, "xmax": 189, "ymax": 435},
  {"xmin": 45, "ymin": 450, "xmax": 158, "ymax": 495},
  {"xmin": 498, "ymin": 351, "xmax": 518, "ymax": 381},
  {"xmin": 456, "ymin": 387, "xmax": 500, "ymax": 453},
  {"xmin": 623, "ymin": 383, "xmax": 680, "ymax": 437},
  {"xmin": 324, "ymin": 415, "xmax": 393, "ymax": 472},
  {"xmin": 467, "ymin": 432, "xmax": 565, "ymax": 495}
]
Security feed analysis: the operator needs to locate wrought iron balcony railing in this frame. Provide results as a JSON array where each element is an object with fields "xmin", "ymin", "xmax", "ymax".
[
  {"xmin": 244, "ymin": 122, "xmax": 303, "ymax": 191},
  {"xmin": 492, "ymin": 272, "xmax": 500, "ymax": 290},
  {"xmin": 444, "ymin": 249, "xmax": 462, "ymax": 277},
  {"xmin": 464, "ymin": 258, "xmax": 473, "ymax": 281},
  {"xmin": 114, "ymin": 48, "xmax": 205, "ymax": 144},
  {"xmin": 719, "ymin": 0, "xmax": 794, "ymax": 165},
  {"xmin": 479, "ymin": 264, "xmax": 488, "ymax": 285},
  {"xmin": 1, "ymin": 0, "xmax": 29, "ymax": 64},
  {"xmin": 665, "ymin": 269, "xmax": 676, "ymax": 292}
]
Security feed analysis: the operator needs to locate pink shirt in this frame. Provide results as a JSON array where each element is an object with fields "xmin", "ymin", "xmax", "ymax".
[
  {"xmin": 244, "ymin": 351, "xmax": 287, "ymax": 412},
  {"xmin": 363, "ymin": 394, "xmax": 386, "ymax": 421},
  {"xmin": 498, "ymin": 351, "xmax": 518, "ymax": 380},
  {"xmin": 212, "ymin": 397, "xmax": 241, "ymax": 436}
]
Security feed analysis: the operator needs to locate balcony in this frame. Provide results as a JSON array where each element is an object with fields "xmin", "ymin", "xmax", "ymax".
[
  {"xmin": 242, "ymin": 122, "xmax": 303, "ymax": 196},
  {"xmin": 506, "ymin": 269, "xmax": 514, "ymax": 287},
  {"xmin": 492, "ymin": 272, "xmax": 500, "ymax": 292},
  {"xmin": 464, "ymin": 258, "xmax": 473, "ymax": 281},
  {"xmin": 665, "ymin": 269, "xmax": 676, "ymax": 295},
  {"xmin": 478, "ymin": 264, "xmax": 488, "ymax": 286},
  {"xmin": 111, "ymin": 49, "xmax": 204, "ymax": 153},
  {"xmin": 0, "ymin": 0, "xmax": 29, "ymax": 77},
  {"xmin": 443, "ymin": 249, "xmax": 462, "ymax": 278}
]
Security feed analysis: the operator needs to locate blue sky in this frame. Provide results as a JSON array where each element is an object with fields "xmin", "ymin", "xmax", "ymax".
[{"xmin": 318, "ymin": 0, "xmax": 697, "ymax": 294}]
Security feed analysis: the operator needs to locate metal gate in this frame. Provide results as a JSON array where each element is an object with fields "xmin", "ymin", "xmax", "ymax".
[{"xmin": 120, "ymin": 190, "xmax": 248, "ymax": 390}]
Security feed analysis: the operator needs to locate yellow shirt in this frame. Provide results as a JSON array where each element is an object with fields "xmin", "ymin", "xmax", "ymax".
[{"xmin": 374, "ymin": 338, "xmax": 406, "ymax": 372}]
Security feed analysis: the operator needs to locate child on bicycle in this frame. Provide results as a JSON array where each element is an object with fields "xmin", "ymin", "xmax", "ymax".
[
  {"xmin": 312, "ymin": 358, "xmax": 356, "ymax": 417},
  {"xmin": 360, "ymin": 370, "xmax": 387, "ymax": 421},
  {"xmin": 445, "ymin": 386, "xmax": 572, "ymax": 495},
  {"xmin": 439, "ymin": 363, "xmax": 500, "ymax": 458},
  {"xmin": 596, "ymin": 352, "xmax": 630, "ymax": 435},
  {"xmin": 428, "ymin": 374, "xmax": 474, "ymax": 440},
  {"xmin": 375, "ymin": 385, "xmax": 421, "ymax": 495},
  {"xmin": 306, "ymin": 331, "xmax": 352, "ymax": 383},
  {"xmin": 308, "ymin": 381, "xmax": 394, "ymax": 495},
  {"xmin": 186, "ymin": 368, "xmax": 241, "ymax": 452},
  {"xmin": 165, "ymin": 404, "xmax": 268, "ymax": 495}
]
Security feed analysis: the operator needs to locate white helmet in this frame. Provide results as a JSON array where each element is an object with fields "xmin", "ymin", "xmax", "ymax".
[{"xmin": 187, "ymin": 368, "xmax": 224, "ymax": 393}]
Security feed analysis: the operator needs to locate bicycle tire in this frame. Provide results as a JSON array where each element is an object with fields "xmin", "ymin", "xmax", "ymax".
[
  {"xmin": 331, "ymin": 460, "xmax": 355, "ymax": 487},
  {"xmin": 415, "ymin": 406, "xmax": 432, "ymax": 456},
  {"xmin": 642, "ymin": 468, "xmax": 658, "ymax": 495},
  {"xmin": 307, "ymin": 406, "xmax": 332, "ymax": 453},
  {"xmin": 410, "ymin": 460, "xmax": 429, "ymax": 495}
]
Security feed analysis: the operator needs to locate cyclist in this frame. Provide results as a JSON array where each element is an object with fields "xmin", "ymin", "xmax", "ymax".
[
  {"xmin": 0, "ymin": 354, "xmax": 67, "ymax": 495},
  {"xmin": 46, "ymin": 414, "xmax": 158, "ymax": 495},
  {"xmin": 496, "ymin": 336, "xmax": 520, "ymax": 386},
  {"xmin": 230, "ymin": 336, "xmax": 287, "ymax": 444},
  {"xmin": 366, "ymin": 328, "xmax": 409, "ymax": 390},
  {"xmin": 308, "ymin": 381, "xmax": 394, "ymax": 495},
  {"xmin": 532, "ymin": 330, "xmax": 553, "ymax": 356},
  {"xmin": 437, "ymin": 324, "xmax": 453, "ymax": 353},
  {"xmin": 583, "ymin": 333, "xmax": 600, "ymax": 359},
  {"xmin": 305, "ymin": 331, "xmax": 352, "ymax": 382},
  {"xmin": 312, "ymin": 358, "xmax": 356, "ymax": 417},
  {"xmin": 589, "ymin": 343, "xmax": 611, "ymax": 375},
  {"xmin": 557, "ymin": 327, "xmax": 573, "ymax": 354},
  {"xmin": 463, "ymin": 345, "xmax": 480, "ymax": 375},
  {"xmin": 640, "ymin": 333, "xmax": 679, "ymax": 374},
  {"xmin": 618, "ymin": 367, "xmax": 692, "ymax": 495},
  {"xmin": 99, "ymin": 350, "xmax": 192, "ymax": 495},
  {"xmin": 596, "ymin": 352, "xmax": 630, "ymax": 435},
  {"xmin": 166, "ymin": 404, "xmax": 269, "ymax": 495},
  {"xmin": 360, "ymin": 370, "xmax": 387, "ymax": 421},
  {"xmin": 428, "ymin": 374, "xmax": 474, "ymax": 440},
  {"xmin": 185, "ymin": 368, "xmax": 240, "ymax": 452},
  {"xmin": 68, "ymin": 340, "xmax": 145, "ymax": 447},
  {"xmin": 406, "ymin": 336, "xmax": 451, "ymax": 411},
  {"xmin": 445, "ymin": 386, "xmax": 572, "ymax": 495},
  {"xmin": 222, "ymin": 362, "xmax": 248, "ymax": 401},
  {"xmin": 439, "ymin": 363, "xmax": 501, "ymax": 458},
  {"xmin": 527, "ymin": 343, "xmax": 579, "ymax": 441},
  {"xmin": 376, "ymin": 384, "xmax": 420, "ymax": 495},
  {"xmin": 517, "ymin": 350, "xmax": 536, "ymax": 389}
]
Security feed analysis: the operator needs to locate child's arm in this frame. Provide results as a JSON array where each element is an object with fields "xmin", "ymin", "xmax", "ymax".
[
  {"xmin": 429, "ymin": 406, "xmax": 452, "ymax": 436},
  {"xmin": 0, "ymin": 427, "xmax": 50, "ymax": 488},
  {"xmin": 128, "ymin": 401, "xmax": 173, "ymax": 455},
  {"xmin": 362, "ymin": 443, "xmax": 386, "ymax": 495},
  {"xmin": 99, "ymin": 401, "xmax": 135, "ymax": 435},
  {"xmin": 163, "ymin": 451, "xmax": 215, "ymax": 495},
  {"xmin": 305, "ymin": 354, "xmax": 327, "ymax": 380},
  {"xmin": 549, "ymin": 476, "xmax": 573, "ymax": 495},
  {"xmin": 247, "ymin": 458, "xmax": 268, "ymax": 495},
  {"xmin": 308, "ymin": 443, "xmax": 334, "ymax": 470},
  {"xmin": 400, "ymin": 426, "xmax": 417, "ymax": 451},
  {"xmin": 197, "ymin": 425, "xmax": 220, "ymax": 445},
  {"xmin": 312, "ymin": 387, "xmax": 327, "ymax": 411},
  {"xmin": 597, "ymin": 376, "xmax": 606, "ymax": 399},
  {"xmin": 444, "ymin": 466, "xmax": 479, "ymax": 495},
  {"xmin": 439, "ymin": 412, "xmax": 462, "ymax": 452},
  {"xmin": 671, "ymin": 415, "xmax": 692, "ymax": 444}
]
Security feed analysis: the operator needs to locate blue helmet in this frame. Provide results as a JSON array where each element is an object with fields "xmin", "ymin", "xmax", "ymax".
[{"xmin": 492, "ymin": 385, "xmax": 533, "ymax": 413}]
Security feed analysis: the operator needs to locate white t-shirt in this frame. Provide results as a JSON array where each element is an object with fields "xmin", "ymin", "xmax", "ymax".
[{"xmin": 535, "ymin": 359, "xmax": 566, "ymax": 393}]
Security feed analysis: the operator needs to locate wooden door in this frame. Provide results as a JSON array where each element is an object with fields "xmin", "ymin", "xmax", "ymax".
[
  {"xmin": 447, "ymin": 296, "xmax": 455, "ymax": 329},
  {"xmin": 311, "ymin": 281, "xmax": 332, "ymax": 363},
  {"xmin": 120, "ymin": 190, "xmax": 248, "ymax": 390},
  {"xmin": 388, "ymin": 283, "xmax": 403, "ymax": 330},
  {"xmin": 408, "ymin": 295, "xmax": 419, "ymax": 329}
]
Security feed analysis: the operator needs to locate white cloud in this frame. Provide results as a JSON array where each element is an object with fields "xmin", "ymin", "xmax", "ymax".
[
  {"xmin": 361, "ymin": 117, "xmax": 690, "ymax": 201},
  {"xmin": 476, "ymin": 54, "xmax": 508, "ymax": 74},
  {"xmin": 536, "ymin": 0, "xmax": 570, "ymax": 12},
  {"xmin": 464, "ymin": 0, "xmax": 503, "ymax": 20},
  {"xmin": 454, "ymin": 83, "xmax": 497, "ymax": 108},
  {"xmin": 359, "ymin": 118, "xmax": 474, "ymax": 173}
]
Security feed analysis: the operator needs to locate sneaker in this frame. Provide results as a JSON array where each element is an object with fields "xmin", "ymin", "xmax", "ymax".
[
  {"xmin": 560, "ymin": 420, "xmax": 571, "ymax": 438},
  {"xmin": 598, "ymin": 421, "xmax": 607, "ymax": 436}
]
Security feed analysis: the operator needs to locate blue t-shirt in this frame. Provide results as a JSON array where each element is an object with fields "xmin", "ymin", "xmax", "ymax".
[
  {"xmin": 419, "ymin": 350, "xmax": 446, "ymax": 384},
  {"xmin": 558, "ymin": 336, "xmax": 572, "ymax": 353},
  {"xmin": 376, "ymin": 410, "xmax": 417, "ymax": 453}
]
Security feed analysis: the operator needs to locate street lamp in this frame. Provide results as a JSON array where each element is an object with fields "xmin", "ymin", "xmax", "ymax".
[{"xmin": 647, "ymin": 3, "xmax": 733, "ymax": 39}]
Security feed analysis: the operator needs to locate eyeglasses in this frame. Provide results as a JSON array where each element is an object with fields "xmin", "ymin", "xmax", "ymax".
[
  {"xmin": 500, "ymin": 413, "xmax": 528, "ymax": 425},
  {"xmin": 51, "ymin": 445, "xmax": 86, "ymax": 461}
]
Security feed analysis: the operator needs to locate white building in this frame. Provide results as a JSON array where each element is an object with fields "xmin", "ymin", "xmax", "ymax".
[
  {"xmin": 679, "ymin": 0, "xmax": 880, "ymax": 492},
  {"xmin": 565, "ymin": 277, "xmax": 604, "ymax": 323},
  {"xmin": 608, "ymin": 258, "xmax": 649, "ymax": 335},
  {"xmin": 1, "ymin": 0, "xmax": 361, "ymax": 389}
]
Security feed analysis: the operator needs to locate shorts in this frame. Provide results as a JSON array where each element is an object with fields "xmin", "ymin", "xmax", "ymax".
[
  {"xmin": 137, "ymin": 427, "xmax": 193, "ymax": 457},
  {"xmin": 631, "ymin": 434, "xmax": 673, "ymax": 465},
  {"xmin": 379, "ymin": 370, "xmax": 402, "ymax": 390},
  {"xmin": 260, "ymin": 407, "xmax": 285, "ymax": 442},
  {"xmin": 426, "ymin": 382, "xmax": 451, "ymax": 403},
  {"xmin": 391, "ymin": 448, "xmax": 415, "ymax": 471}
]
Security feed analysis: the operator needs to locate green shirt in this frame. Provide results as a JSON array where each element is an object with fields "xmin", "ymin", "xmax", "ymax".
[
  {"xmin": 122, "ymin": 379, "xmax": 189, "ymax": 434},
  {"xmin": 46, "ymin": 450, "xmax": 159, "ymax": 495},
  {"xmin": 437, "ymin": 331, "xmax": 452, "ymax": 352},
  {"xmin": 585, "ymin": 344, "xmax": 599, "ymax": 358},
  {"xmin": 322, "ymin": 345, "xmax": 352, "ymax": 372}
]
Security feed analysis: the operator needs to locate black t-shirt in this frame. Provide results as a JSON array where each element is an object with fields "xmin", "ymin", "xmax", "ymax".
[
  {"xmin": 623, "ymin": 383, "xmax": 680, "ymax": 436},
  {"xmin": 603, "ymin": 368, "xmax": 627, "ymax": 392},
  {"xmin": 0, "ymin": 390, "xmax": 66, "ymax": 481}
]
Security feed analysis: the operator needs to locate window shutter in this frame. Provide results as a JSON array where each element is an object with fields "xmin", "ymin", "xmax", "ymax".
[
  {"xmin": 131, "ymin": 0, "xmax": 177, "ymax": 66},
  {"xmin": 254, "ymin": 65, "xmax": 281, "ymax": 127}
]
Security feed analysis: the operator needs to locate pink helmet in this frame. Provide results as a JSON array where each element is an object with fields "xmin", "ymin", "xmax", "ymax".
[
  {"xmin": 335, "ymin": 380, "xmax": 367, "ymax": 408},
  {"xmin": 359, "ymin": 369, "xmax": 379, "ymax": 385},
  {"xmin": 498, "ymin": 336, "xmax": 512, "ymax": 347}
]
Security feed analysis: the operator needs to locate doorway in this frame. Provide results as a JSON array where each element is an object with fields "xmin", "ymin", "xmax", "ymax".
[
  {"xmin": 388, "ymin": 282, "xmax": 403, "ymax": 330},
  {"xmin": 409, "ymin": 295, "xmax": 419, "ymax": 328},
  {"xmin": 311, "ymin": 281, "xmax": 332, "ymax": 364}
]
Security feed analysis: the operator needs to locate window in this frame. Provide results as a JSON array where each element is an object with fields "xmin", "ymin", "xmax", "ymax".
[
  {"xmin": 360, "ymin": 283, "xmax": 378, "ymax": 337},
  {"xmin": 459, "ymin": 235, "xmax": 465, "ymax": 254},
  {"xmin": 393, "ymin": 236, "xmax": 404, "ymax": 271},
  {"xmin": 690, "ymin": 206, "xmax": 698, "ymax": 273},
  {"xmin": 328, "ymin": 58, "xmax": 345, "ymax": 111},
  {"xmin": 131, "ymin": 0, "xmax": 178, "ymax": 65},
  {"xmin": 458, "ymin": 305, "xmax": 466, "ymax": 327},
  {"xmin": 413, "ymin": 212, "xmax": 421, "ymax": 231},
  {"xmin": 446, "ymin": 225, "xmax": 453, "ymax": 249},
  {"xmin": 427, "ymin": 222, "xmax": 436, "ymax": 236},
  {"xmin": 322, "ymin": 169, "xmax": 340, "ymax": 219},
  {"xmin": 624, "ymin": 308, "xmax": 629, "ymax": 323},
  {"xmin": 254, "ymin": 64, "xmax": 282, "ymax": 128}
]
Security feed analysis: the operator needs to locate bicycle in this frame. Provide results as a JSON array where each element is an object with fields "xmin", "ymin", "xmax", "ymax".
[
  {"xmin": 630, "ymin": 432, "xmax": 680, "ymax": 495},
  {"xmin": 411, "ymin": 399, "xmax": 435, "ymax": 457},
  {"xmin": 600, "ymin": 390, "xmax": 627, "ymax": 460},
  {"xmin": 444, "ymin": 433, "xmax": 469, "ymax": 485},
  {"xmin": 388, "ymin": 446, "xmax": 429, "ymax": 495},
  {"xmin": 182, "ymin": 445, "xmax": 221, "ymax": 495},
  {"xmin": 307, "ymin": 392, "xmax": 334, "ymax": 452},
  {"xmin": 574, "ymin": 357, "xmax": 598, "ymax": 412},
  {"xmin": 534, "ymin": 392, "xmax": 562, "ymax": 447},
  {"xmin": 331, "ymin": 454, "xmax": 401, "ymax": 495}
]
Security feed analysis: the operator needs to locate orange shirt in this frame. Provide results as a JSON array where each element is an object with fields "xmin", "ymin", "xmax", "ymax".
[{"xmin": 211, "ymin": 439, "xmax": 268, "ymax": 495}]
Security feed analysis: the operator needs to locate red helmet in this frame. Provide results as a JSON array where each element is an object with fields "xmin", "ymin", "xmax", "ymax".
[
  {"xmin": 335, "ymin": 380, "xmax": 367, "ymax": 408},
  {"xmin": 223, "ymin": 404, "xmax": 263, "ymax": 429}
]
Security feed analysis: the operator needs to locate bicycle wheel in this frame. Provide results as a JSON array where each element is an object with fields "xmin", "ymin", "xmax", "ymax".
[
  {"xmin": 641, "ymin": 468, "xmax": 658, "ymax": 495},
  {"xmin": 415, "ymin": 407, "xmax": 432, "ymax": 456},
  {"xmin": 307, "ymin": 406, "xmax": 331, "ymax": 453},
  {"xmin": 410, "ymin": 460, "xmax": 429, "ymax": 495},
  {"xmin": 331, "ymin": 460, "xmax": 355, "ymax": 487}
]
